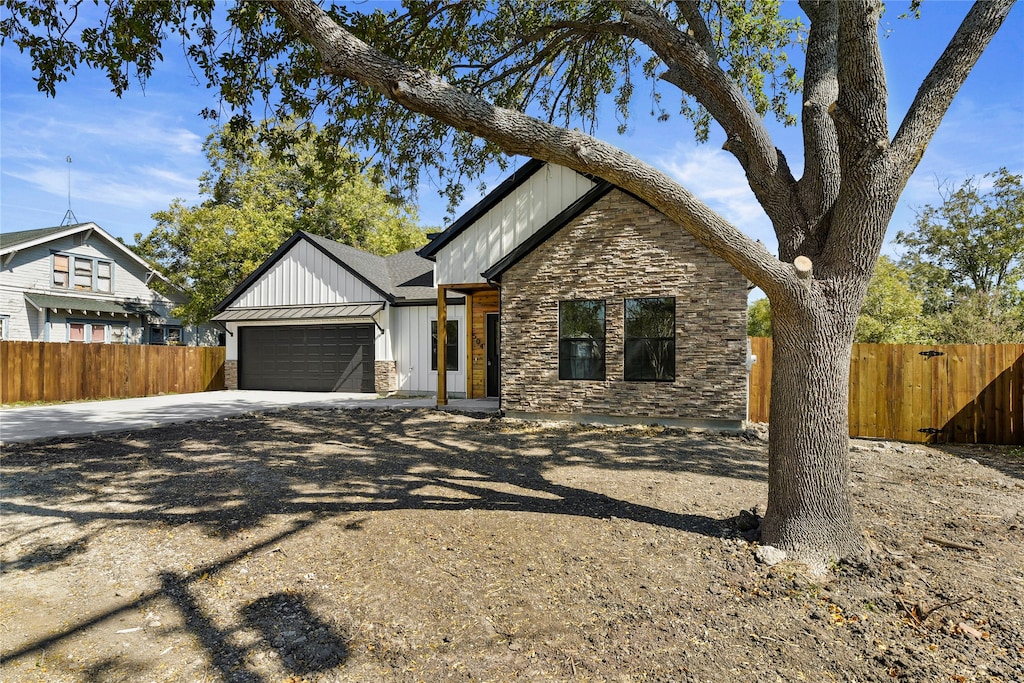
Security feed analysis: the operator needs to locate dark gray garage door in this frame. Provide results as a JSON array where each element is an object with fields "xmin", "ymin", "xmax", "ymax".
[{"xmin": 239, "ymin": 324, "xmax": 375, "ymax": 392}]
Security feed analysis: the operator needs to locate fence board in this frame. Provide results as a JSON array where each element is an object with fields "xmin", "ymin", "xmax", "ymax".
[
  {"xmin": 1, "ymin": 342, "xmax": 225, "ymax": 404},
  {"xmin": 746, "ymin": 338, "xmax": 1024, "ymax": 445}
]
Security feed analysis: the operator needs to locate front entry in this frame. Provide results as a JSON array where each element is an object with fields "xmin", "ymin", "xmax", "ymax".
[{"xmin": 486, "ymin": 313, "xmax": 500, "ymax": 397}]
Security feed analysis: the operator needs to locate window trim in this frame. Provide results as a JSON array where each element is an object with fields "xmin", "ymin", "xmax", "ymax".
[
  {"xmin": 430, "ymin": 319, "xmax": 459, "ymax": 372},
  {"xmin": 52, "ymin": 252, "xmax": 114, "ymax": 293},
  {"xmin": 150, "ymin": 325, "xmax": 183, "ymax": 346},
  {"xmin": 623, "ymin": 296, "xmax": 676, "ymax": 382},
  {"xmin": 52, "ymin": 254, "xmax": 70, "ymax": 289},
  {"xmin": 67, "ymin": 319, "xmax": 109, "ymax": 344},
  {"xmin": 558, "ymin": 299, "xmax": 607, "ymax": 381}
]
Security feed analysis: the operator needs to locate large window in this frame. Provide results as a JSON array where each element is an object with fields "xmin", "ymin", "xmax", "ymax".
[
  {"xmin": 53, "ymin": 254, "xmax": 113, "ymax": 292},
  {"xmin": 559, "ymin": 300, "xmax": 606, "ymax": 380},
  {"xmin": 624, "ymin": 297, "xmax": 676, "ymax": 381},
  {"xmin": 431, "ymin": 320, "xmax": 459, "ymax": 371}
]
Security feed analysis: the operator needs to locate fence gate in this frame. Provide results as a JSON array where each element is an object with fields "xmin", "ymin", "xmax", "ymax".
[{"xmin": 749, "ymin": 339, "xmax": 1024, "ymax": 445}]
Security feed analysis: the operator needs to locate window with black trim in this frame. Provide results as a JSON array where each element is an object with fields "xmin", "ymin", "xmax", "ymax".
[
  {"xmin": 431, "ymin": 320, "xmax": 459, "ymax": 371},
  {"xmin": 559, "ymin": 300, "xmax": 606, "ymax": 380},
  {"xmin": 624, "ymin": 297, "xmax": 676, "ymax": 381}
]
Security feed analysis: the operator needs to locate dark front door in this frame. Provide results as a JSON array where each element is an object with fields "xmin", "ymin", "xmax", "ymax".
[
  {"xmin": 486, "ymin": 313, "xmax": 500, "ymax": 398},
  {"xmin": 239, "ymin": 324, "xmax": 375, "ymax": 392}
]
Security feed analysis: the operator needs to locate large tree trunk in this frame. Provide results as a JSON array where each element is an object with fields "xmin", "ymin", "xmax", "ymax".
[{"xmin": 760, "ymin": 302, "xmax": 865, "ymax": 566}]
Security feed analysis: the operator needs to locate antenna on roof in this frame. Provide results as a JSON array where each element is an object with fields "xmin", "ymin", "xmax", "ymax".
[{"xmin": 60, "ymin": 155, "xmax": 79, "ymax": 226}]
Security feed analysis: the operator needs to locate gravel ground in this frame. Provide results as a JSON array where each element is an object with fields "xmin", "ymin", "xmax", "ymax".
[{"xmin": 1, "ymin": 407, "xmax": 1022, "ymax": 682}]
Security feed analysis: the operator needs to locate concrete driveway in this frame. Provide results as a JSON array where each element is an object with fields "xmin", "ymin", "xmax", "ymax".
[{"xmin": 0, "ymin": 391, "xmax": 498, "ymax": 445}]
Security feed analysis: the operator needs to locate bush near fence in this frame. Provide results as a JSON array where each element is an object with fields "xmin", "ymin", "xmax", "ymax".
[
  {"xmin": 1, "ymin": 341, "xmax": 225, "ymax": 404},
  {"xmin": 748, "ymin": 337, "xmax": 1024, "ymax": 445}
]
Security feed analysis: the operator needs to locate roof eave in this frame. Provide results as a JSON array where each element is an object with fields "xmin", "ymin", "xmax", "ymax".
[
  {"xmin": 418, "ymin": 158, "xmax": 548, "ymax": 259},
  {"xmin": 481, "ymin": 181, "xmax": 615, "ymax": 282}
]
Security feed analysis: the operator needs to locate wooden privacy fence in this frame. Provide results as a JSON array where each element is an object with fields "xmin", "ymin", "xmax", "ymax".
[
  {"xmin": 748, "ymin": 337, "xmax": 1024, "ymax": 445},
  {"xmin": 1, "ymin": 341, "xmax": 225, "ymax": 404}
]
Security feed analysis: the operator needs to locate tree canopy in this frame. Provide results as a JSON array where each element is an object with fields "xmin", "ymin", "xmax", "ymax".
[
  {"xmin": 896, "ymin": 168, "xmax": 1024, "ymax": 343},
  {"xmin": 133, "ymin": 121, "xmax": 427, "ymax": 324},
  {"xmin": 5, "ymin": 0, "xmax": 1017, "ymax": 567}
]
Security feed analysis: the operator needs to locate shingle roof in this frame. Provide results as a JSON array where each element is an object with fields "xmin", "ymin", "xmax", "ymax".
[
  {"xmin": 302, "ymin": 233, "xmax": 396, "ymax": 297},
  {"xmin": 385, "ymin": 248, "xmax": 437, "ymax": 302},
  {"xmin": 215, "ymin": 231, "xmax": 449, "ymax": 312},
  {"xmin": 0, "ymin": 224, "xmax": 86, "ymax": 250}
]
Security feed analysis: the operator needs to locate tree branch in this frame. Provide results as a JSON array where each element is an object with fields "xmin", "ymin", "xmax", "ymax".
[
  {"xmin": 889, "ymin": 0, "xmax": 1016, "ymax": 184},
  {"xmin": 617, "ymin": 0, "xmax": 807, "ymax": 256},
  {"xmin": 266, "ymin": 0, "xmax": 796, "ymax": 298},
  {"xmin": 794, "ymin": 0, "xmax": 840, "ymax": 255}
]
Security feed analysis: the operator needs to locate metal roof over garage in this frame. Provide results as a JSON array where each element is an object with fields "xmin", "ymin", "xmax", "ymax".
[{"xmin": 211, "ymin": 302, "xmax": 384, "ymax": 322}]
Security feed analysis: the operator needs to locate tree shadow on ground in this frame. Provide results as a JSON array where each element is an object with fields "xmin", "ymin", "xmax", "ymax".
[
  {"xmin": 0, "ymin": 407, "xmax": 768, "ymax": 679},
  {"xmin": 931, "ymin": 442, "xmax": 1024, "ymax": 482}
]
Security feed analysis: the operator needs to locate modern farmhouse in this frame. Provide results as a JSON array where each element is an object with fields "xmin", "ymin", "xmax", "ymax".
[{"xmin": 216, "ymin": 159, "xmax": 750, "ymax": 428}]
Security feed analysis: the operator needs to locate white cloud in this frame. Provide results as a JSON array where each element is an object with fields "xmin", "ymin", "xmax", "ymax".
[{"xmin": 657, "ymin": 144, "xmax": 777, "ymax": 252}]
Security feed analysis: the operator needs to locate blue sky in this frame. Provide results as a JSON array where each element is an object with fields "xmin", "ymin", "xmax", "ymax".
[{"xmin": 2, "ymin": 2, "xmax": 1022, "ymax": 260}]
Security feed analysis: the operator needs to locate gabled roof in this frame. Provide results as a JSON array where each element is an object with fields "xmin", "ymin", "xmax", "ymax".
[
  {"xmin": 481, "ymin": 181, "xmax": 615, "ymax": 282},
  {"xmin": 0, "ymin": 222, "xmax": 175, "ymax": 288},
  {"xmin": 215, "ymin": 231, "xmax": 448, "ymax": 312},
  {"xmin": 418, "ymin": 158, "xmax": 548, "ymax": 259},
  {"xmin": 0, "ymin": 225, "xmax": 72, "ymax": 250}
]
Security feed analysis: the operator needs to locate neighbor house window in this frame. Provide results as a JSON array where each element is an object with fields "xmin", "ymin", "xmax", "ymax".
[
  {"xmin": 53, "ymin": 255, "xmax": 70, "ymax": 288},
  {"xmin": 53, "ymin": 254, "xmax": 113, "ymax": 292},
  {"xmin": 74, "ymin": 258, "xmax": 93, "ymax": 290},
  {"xmin": 559, "ymin": 300, "xmax": 606, "ymax": 380},
  {"xmin": 110, "ymin": 325, "xmax": 127, "ymax": 343},
  {"xmin": 431, "ymin": 320, "xmax": 459, "ymax": 371},
  {"xmin": 68, "ymin": 321, "xmax": 108, "ymax": 343},
  {"xmin": 624, "ymin": 297, "xmax": 676, "ymax": 381},
  {"xmin": 0, "ymin": 315, "xmax": 11, "ymax": 340},
  {"xmin": 97, "ymin": 261, "xmax": 112, "ymax": 292},
  {"xmin": 150, "ymin": 325, "xmax": 183, "ymax": 345}
]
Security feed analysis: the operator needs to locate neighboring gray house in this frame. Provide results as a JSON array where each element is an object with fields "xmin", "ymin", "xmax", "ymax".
[
  {"xmin": 215, "ymin": 159, "xmax": 750, "ymax": 429},
  {"xmin": 212, "ymin": 231, "xmax": 466, "ymax": 395},
  {"xmin": 0, "ymin": 223, "xmax": 217, "ymax": 346}
]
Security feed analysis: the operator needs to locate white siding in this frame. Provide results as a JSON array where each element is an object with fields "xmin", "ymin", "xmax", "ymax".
[
  {"xmin": 436, "ymin": 164, "xmax": 596, "ymax": 285},
  {"xmin": 229, "ymin": 240, "xmax": 382, "ymax": 308},
  {"xmin": 390, "ymin": 303, "xmax": 466, "ymax": 396}
]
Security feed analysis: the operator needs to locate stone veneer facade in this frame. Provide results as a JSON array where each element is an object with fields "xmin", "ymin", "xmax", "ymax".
[
  {"xmin": 500, "ymin": 189, "xmax": 749, "ymax": 426},
  {"xmin": 224, "ymin": 360, "xmax": 238, "ymax": 390},
  {"xmin": 374, "ymin": 360, "xmax": 398, "ymax": 395}
]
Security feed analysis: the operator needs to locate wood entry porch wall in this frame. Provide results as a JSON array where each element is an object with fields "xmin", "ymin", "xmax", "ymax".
[{"xmin": 436, "ymin": 284, "xmax": 499, "ymax": 404}]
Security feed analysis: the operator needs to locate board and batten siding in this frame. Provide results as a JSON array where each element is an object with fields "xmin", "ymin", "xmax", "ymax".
[
  {"xmin": 228, "ymin": 239, "xmax": 383, "ymax": 308},
  {"xmin": 390, "ymin": 304, "xmax": 466, "ymax": 396},
  {"xmin": 436, "ymin": 164, "xmax": 596, "ymax": 285}
]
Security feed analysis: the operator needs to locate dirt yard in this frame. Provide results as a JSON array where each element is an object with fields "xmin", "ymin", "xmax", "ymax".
[{"xmin": 0, "ymin": 407, "xmax": 1021, "ymax": 683}]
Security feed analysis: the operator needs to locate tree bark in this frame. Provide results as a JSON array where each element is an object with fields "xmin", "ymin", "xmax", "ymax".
[
  {"xmin": 761, "ymin": 296, "xmax": 864, "ymax": 565},
  {"xmin": 263, "ymin": 0, "xmax": 1016, "ymax": 570}
]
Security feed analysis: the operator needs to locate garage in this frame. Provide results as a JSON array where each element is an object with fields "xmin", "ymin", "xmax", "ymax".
[{"xmin": 238, "ymin": 324, "xmax": 375, "ymax": 392}]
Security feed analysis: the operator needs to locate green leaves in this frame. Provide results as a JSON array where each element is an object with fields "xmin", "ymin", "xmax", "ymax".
[
  {"xmin": 895, "ymin": 168, "xmax": 1024, "ymax": 342},
  {"xmin": 133, "ymin": 120, "xmax": 426, "ymax": 324},
  {"xmin": 1, "ymin": 0, "xmax": 804, "ymax": 212}
]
